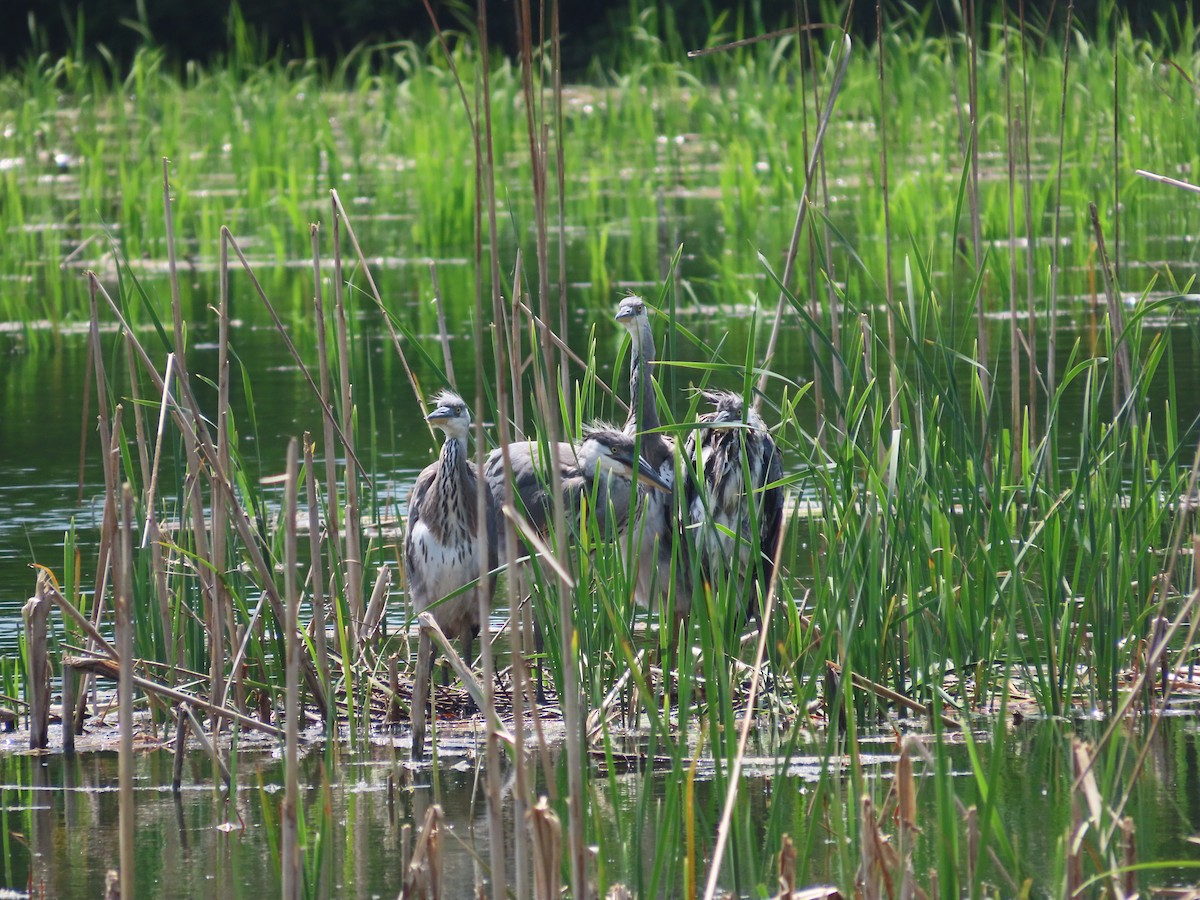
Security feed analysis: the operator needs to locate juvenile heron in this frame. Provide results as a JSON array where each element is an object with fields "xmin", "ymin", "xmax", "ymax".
[
  {"xmin": 404, "ymin": 391, "xmax": 499, "ymax": 760},
  {"xmin": 683, "ymin": 389, "xmax": 783, "ymax": 623},
  {"xmin": 616, "ymin": 296, "xmax": 687, "ymax": 619},
  {"xmin": 484, "ymin": 425, "xmax": 670, "ymax": 539}
]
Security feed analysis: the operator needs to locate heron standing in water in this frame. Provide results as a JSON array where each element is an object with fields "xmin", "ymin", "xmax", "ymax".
[
  {"xmin": 404, "ymin": 391, "xmax": 499, "ymax": 760},
  {"xmin": 615, "ymin": 296, "xmax": 689, "ymax": 626},
  {"xmin": 683, "ymin": 389, "xmax": 783, "ymax": 624}
]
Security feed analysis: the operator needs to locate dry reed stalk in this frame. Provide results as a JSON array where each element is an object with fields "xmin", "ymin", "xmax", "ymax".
[
  {"xmin": 1004, "ymin": 8, "xmax": 1023, "ymax": 473},
  {"xmin": 182, "ymin": 701, "xmax": 232, "ymax": 788},
  {"xmin": 123, "ymin": 336, "xmax": 152, "ymax": 497},
  {"xmin": 117, "ymin": 484, "xmax": 135, "ymax": 900},
  {"xmin": 223, "ymin": 227, "xmax": 368, "ymax": 480},
  {"xmin": 702, "ymin": 517, "xmax": 790, "ymax": 900},
  {"xmin": 1087, "ymin": 202, "xmax": 1134, "ymax": 421},
  {"xmin": 401, "ymin": 804, "xmax": 444, "ymax": 900},
  {"xmin": 825, "ymin": 661, "xmax": 962, "ymax": 730},
  {"xmin": 1111, "ymin": 30, "xmax": 1120, "ymax": 279},
  {"xmin": 894, "ymin": 739, "xmax": 918, "ymax": 900},
  {"xmin": 22, "ymin": 575, "xmax": 50, "ymax": 749},
  {"xmin": 810, "ymin": 16, "xmax": 848, "ymax": 413},
  {"xmin": 551, "ymin": 0, "xmax": 569, "ymax": 421},
  {"xmin": 328, "ymin": 211, "xmax": 365, "ymax": 666},
  {"xmin": 85, "ymin": 273, "xmax": 330, "ymax": 717},
  {"xmin": 212, "ymin": 228, "xmax": 232, "ymax": 716},
  {"xmin": 304, "ymin": 435, "xmax": 330, "ymax": 701},
  {"xmin": 470, "ymin": 391, "xmax": 512, "ymax": 900},
  {"xmin": 171, "ymin": 705, "xmax": 188, "ymax": 793},
  {"xmin": 311, "ymin": 223, "xmax": 345, "ymax": 591},
  {"xmin": 76, "ymin": 322, "xmax": 94, "ymax": 506},
  {"xmin": 1136, "ymin": 168, "xmax": 1200, "ymax": 194},
  {"xmin": 429, "ymin": 261, "xmax": 456, "ymax": 390},
  {"xmin": 528, "ymin": 797, "xmax": 562, "ymax": 900},
  {"xmin": 876, "ymin": 1, "xmax": 899, "ymax": 433},
  {"xmin": 82, "ymin": 278, "xmax": 117, "ymax": 724},
  {"xmin": 755, "ymin": 31, "xmax": 852, "ymax": 410},
  {"xmin": 358, "ymin": 564, "xmax": 392, "ymax": 657},
  {"xmin": 161, "ymin": 163, "xmax": 222, "ymax": 717},
  {"xmin": 416, "ymin": 613, "xmax": 506, "ymax": 736},
  {"xmin": 513, "ymin": 7, "xmax": 567, "ymax": 891},
  {"xmin": 517, "ymin": 298, "xmax": 625, "ymax": 412},
  {"xmin": 61, "ymin": 657, "xmax": 76, "ymax": 755},
  {"xmin": 141, "ymin": 354, "xmax": 175, "ymax": 678},
  {"xmin": 501, "ymin": 261, "xmax": 536, "ymax": 896},
  {"xmin": 66, "ymin": 652, "xmax": 280, "ymax": 739},
  {"xmin": 282, "ymin": 439, "xmax": 301, "ymax": 900},
  {"xmin": 327, "ymin": 191, "xmax": 423, "ymax": 413},
  {"xmin": 1047, "ymin": 2, "xmax": 1075, "ymax": 413},
  {"xmin": 1017, "ymin": 0, "xmax": 1039, "ymax": 437}
]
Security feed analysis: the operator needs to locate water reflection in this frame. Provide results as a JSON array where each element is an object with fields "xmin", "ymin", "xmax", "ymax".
[{"xmin": 0, "ymin": 718, "xmax": 1197, "ymax": 897}]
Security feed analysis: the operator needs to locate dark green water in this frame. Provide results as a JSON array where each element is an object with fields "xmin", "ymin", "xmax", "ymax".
[{"xmin": 1, "ymin": 718, "xmax": 1197, "ymax": 897}]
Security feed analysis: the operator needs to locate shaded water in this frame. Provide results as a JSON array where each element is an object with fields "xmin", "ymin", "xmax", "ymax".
[{"xmin": 2, "ymin": 718, "xmax": 1198, "ymax": 897}]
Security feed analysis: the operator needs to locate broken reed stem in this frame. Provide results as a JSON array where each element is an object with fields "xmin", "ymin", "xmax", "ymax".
[
  {"xmin": 430, "ymin": 261, "xmax": 456, "ymax": 390},
  {"xmin": 304, "ymin": 435, "xmax": 330, "ymax": 708},
  {"xmin": 23, "ymin": 575, "xmax": 50, "ymax": 750},
  {"xmin": 182, "ymin": 701, "xmax": 232, "ymax": 789},
  {"xmin": 171, "ymin": 704, "xmax": 188, "ymax": 793},
  {"xmin": 282, "ymin": 439, "xmax": 301, "ymax": 900},
  {"xmin": 66, "ymin": 651, "xmax": 282, "ymax": 739},
  {"xmin": 117, "ymin": 484, "xmax": 135, "ymax": 900}
]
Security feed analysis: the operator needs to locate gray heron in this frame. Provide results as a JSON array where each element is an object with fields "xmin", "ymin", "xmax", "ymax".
[
  {"xmin": 616, "ymin": 295, "xmax": 689, "ymax": 624},
  {"xmin": 484, "ymin": 424, "xmax": 671, "ymax": 700},
  {"xmin": 404, "ymin": 391, "xmax": 499, "ymax": 760},
  {"xmin": 683, "ymin": 389, "xmax": 783, "ymax": 624},
  {"xmin": 484, "ymin": 425, "xmax": 671, "ymax": 538}
]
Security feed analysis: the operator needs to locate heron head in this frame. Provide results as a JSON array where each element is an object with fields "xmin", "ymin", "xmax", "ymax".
[
  {"xmin": 615, "ymin": 295, "xmax": 649, "ymax": 330},
  {"xmin": 425, "ymin": 391, "xmax": 472, "ymax": 440},
  {"xmin": 697, "ymin": 389, "xmax": 746, "ymax": 428},
  {"xmin": 580, "ymin": 426, "xmax": 671, "ymax": 493}
]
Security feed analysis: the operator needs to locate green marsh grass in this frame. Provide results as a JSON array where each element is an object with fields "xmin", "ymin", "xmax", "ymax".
[{"xmin": 5, "ymin": 2, "xmax": 1200, "ymax": 897}]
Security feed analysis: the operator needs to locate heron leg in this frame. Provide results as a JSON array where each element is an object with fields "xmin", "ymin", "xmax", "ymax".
[
  {"xmin": 533, "ymin": 617, "xmax": 546, "ymax": 704},
  {"xmin": 461, "ymin": 627, "xmax": 478, "ymax": 715},
  {"xmin": 411, "ymin": 630, "xmax": 433, "ymax": 761}
]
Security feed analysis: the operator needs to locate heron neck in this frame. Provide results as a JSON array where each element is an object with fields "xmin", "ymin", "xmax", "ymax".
[
  {"xmin": 437, "ymin": 434, "xmax": 474, "ymax": 500},
  {"xmin": 627, "ymin": 319, "xmax": 660, "ymax": 433}
]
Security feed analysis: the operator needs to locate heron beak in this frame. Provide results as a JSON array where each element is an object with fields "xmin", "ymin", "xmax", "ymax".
[
  {"xmin": 633, "ymin": 457, "xmax": 671, "ymax": 494},
  {"xmin": 425, "ymin": 406, "xmax": 455, "ymax": 423}
]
